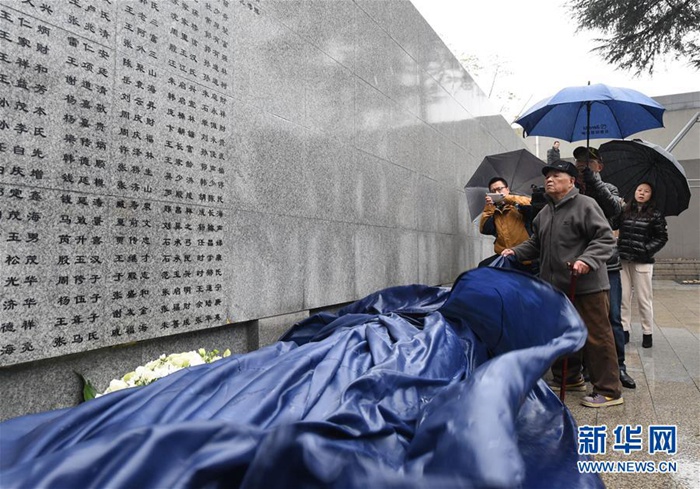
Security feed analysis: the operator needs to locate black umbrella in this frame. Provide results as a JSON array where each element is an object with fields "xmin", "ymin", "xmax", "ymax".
[
  {"xmin": 599, "ymin": 139, "xmax": 690, "ymax": 216},
  {"xmin": 464, "ymin": 149, "xmax": 545, "ymax": 220}
]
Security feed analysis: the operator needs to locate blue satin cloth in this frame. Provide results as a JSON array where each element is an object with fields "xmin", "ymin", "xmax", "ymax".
[{"xmin": 0, "ymin": 267, "xmax": 602, "ymax": 488}]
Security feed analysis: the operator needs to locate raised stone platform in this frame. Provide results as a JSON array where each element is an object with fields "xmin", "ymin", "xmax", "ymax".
[{"xmin": 653, "ymin": 259, "xmax": 700, "ymax": 281}]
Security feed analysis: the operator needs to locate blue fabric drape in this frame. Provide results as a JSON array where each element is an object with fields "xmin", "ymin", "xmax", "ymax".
[{"xmin": 0, "ymin": 267, "xmax": 600, "ymax": 488}]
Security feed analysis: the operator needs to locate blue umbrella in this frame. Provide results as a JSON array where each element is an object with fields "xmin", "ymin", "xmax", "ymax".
[{"xmin": 515, "ymin": 83, "xmax": 665, "ymax": 148}]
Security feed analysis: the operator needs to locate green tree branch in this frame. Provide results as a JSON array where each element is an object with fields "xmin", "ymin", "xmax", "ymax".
[{"xmin": 567, "ymin": 0, "xmax": 700, "ymax": 74}]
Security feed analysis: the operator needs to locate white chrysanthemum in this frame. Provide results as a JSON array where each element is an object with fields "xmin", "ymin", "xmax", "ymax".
[
  {"xmin": 122, "ymin": 371, "xmax": 137, "ymax": 384},
  {"xmin": 138, "ymin": 367, "xmax": 159, "ymax": 385},
  {"xmin": 97, "ymin": 348, "xmax": 229, "ymax": 397},
  {"xmin": 104, "ymin": 379, "xmax": 130, "ymax": 394},
  {"xmin": 154, "ymin": 363, "xmax": 178, "ymax": 377},
  {"xmin": 168, "ymin": 351, "xmax": 203, "ymax": 368},
  {"xmin": 144, "ymin": 357, "xmax": 166, "ymax": 370},
  {"xmin": 185, "ymin": 351, "xmax": 205, "ymax": 366}
]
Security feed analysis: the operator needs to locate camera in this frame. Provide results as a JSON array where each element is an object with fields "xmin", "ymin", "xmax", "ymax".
[{"xmin": 530, "ymin": 184, "xmax": 547, "ymax": 214}]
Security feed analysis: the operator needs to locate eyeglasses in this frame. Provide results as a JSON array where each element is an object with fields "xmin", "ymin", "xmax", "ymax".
[{"xmin": 491, "ymin": 186, "xmax": 507, "ymax": 192}]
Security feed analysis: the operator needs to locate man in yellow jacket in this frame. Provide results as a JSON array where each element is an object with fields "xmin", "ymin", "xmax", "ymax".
[{"xmin": 478, "ymin": 177, "xmax": 534, "ymax": 271}]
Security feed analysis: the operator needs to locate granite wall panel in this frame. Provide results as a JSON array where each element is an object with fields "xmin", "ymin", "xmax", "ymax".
[
  {"xmin": 355, "ymin": 7, "xmax": 393, "ymax": 94},
  {"xmin": 354, "ymin": 77, "xmax": 391, "ymax": 160},
  {"xmin": 302, "ymin": 129, "xmax": 357, "ymax": 222},
  {"xmin": 256, "ymin": 310, "xmax": 308, "ymax": 348},
  {"xmin": 225, "ymin": 209, "xmax": 306, "ymax": 321},
  {"xmin": 303, "ymin": 0, "xmax": 356, "ymax": 71},
  {"xmin": 354, "ymin": 0, "xmax": 392, "ymax": 33},
  {"xmin": 305, "ymin": 50, "xmax": 355, "ymax": 141},
  {"xmin": 1, "ymin": 0, "xmax": 525, "ymax": 417},
  {"xmin": 386, "ymin": 105, "xmax": 418, "ymax": 171},
  {"xmin": 302, "ymin": 221, "xmax": 356, "ymax": 310}
]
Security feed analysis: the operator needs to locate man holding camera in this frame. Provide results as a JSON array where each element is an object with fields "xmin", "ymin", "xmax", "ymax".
[
  {"xmin": 574, "ymin": 146, "xmax": 635, "ymax": 390},
  {"xmin": 478, "ymin": 177, "xmax": 534, "ymax": 271}
]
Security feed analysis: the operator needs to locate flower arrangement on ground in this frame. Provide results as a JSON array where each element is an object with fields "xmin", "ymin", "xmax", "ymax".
[{"xmin": 81, "ymin": 348, "xmax": 231, "ymax": 400}]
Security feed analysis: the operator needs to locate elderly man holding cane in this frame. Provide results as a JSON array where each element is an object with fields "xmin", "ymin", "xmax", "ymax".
[{"xmin": 502, "ymin": 160, "xmax": 623, "ymax": 408}]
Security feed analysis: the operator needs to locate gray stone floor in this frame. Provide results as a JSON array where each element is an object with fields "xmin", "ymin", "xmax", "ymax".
[{"xmin": 558, "ymin": 281, "xmax": 700, "ymax": 488}]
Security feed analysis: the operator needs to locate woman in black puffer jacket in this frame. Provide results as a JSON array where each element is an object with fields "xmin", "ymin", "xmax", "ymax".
[{"xmin": 617, "ymin": 182, "xmax": 668, "ymax": 348}]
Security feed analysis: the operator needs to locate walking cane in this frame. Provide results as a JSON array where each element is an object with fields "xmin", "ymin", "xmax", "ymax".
[{"xmin": 560, "ymin": 262, "xmax": 579, "ymax": 402}]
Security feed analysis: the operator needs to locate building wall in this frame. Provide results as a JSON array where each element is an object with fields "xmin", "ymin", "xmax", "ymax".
[{"xmin": 0, "ymin": 0, "xmax": 524, "ymax": 420}]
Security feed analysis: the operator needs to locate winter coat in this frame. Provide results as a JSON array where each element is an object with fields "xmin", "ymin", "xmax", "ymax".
[
  {"xmin": 617, "ymin": 202, "xmax": 668, "ymax": 264},
  {"xmin": 513, "ymin": 187, "xmax": 614, "ymax": 296},
  {"xmin": 546, "ymin": 147, "xmax": 560, "ymax": 164},
  {"xmin": 580, "ymin": 168, "xmax": 622, "ymax": 220},
  {"xmin": 479, "ymin": 194, "xmax": 532, "ymax": 254},
  {"xmin": 580, "ymin": 168, "xmax": 623, "ymax": 272}
]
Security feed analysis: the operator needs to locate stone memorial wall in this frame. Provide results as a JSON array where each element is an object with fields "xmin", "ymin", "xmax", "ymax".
[
  {"xmin": 1, "ymin": 0, "xmax": 234, "ymax": 367},
  {"xmin": 1, "ymin": 0, "xmax": 524, "ymax": 418}
]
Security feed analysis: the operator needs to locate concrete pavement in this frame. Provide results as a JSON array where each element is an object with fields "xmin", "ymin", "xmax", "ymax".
[{"xmin": 561, "ymin": 280, "xmax": 700, "ymax": 488}]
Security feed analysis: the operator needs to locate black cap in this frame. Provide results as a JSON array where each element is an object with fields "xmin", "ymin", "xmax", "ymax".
[
  {"xmin": 542, "ymin": 160, "xmax": 578, "ymax": 178},
  {"xmin": 573, "ymin": 146, "xmax": 600, "ymax": 161}
]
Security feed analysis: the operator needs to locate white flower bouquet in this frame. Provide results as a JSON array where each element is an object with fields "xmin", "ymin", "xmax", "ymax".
[{"xmin": 80, "ymin": 348, "xmax": 231, "ymax": 400}]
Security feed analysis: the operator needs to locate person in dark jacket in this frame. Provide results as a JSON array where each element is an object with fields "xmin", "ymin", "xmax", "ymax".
[
  {"xmin": 574, "ymin": 146, "xmax": 635, "ymax": 389},
  {"xmin": 617, "ymin": 182, "xmax": 669, "ymax": 348},
  {"xmin": 502, "ymin": 160, "xmax": 623, "ymax": 408},
  {"xmin": 546, "ymin": 140, "xmax": 560, "ymax": 164}
]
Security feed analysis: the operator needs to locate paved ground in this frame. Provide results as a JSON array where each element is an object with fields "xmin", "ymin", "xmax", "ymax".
[{"xmin": 555, "ymin": 281, "xmax": 700, "ymax": 488}]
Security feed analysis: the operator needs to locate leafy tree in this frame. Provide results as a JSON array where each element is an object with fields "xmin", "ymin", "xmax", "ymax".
[{"xmin": 567, "ymin": 0, "xmax": 700, "ymax": 74}]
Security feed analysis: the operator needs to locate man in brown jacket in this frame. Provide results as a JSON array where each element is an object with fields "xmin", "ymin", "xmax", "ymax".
[{"xmin": 478, "ymin": 177, "xmax": 533, "ymax": 271}]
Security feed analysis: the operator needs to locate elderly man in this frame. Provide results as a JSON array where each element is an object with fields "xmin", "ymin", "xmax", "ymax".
[
  {"xmin": 502, "ymin": 160, "xmax": 623, "ymax": 408},
  {"xmin": 574, "ymin": 146, "xmax": 635, "ymax": 389}
]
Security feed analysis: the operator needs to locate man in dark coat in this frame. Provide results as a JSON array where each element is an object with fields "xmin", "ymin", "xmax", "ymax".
[
  {"xmin": 574, "ymin": 146, "xmax": 636, "ymax": 389},
  {"xmin": 546, "ymin": 140, "xmax": 560, "ymax": 164}
]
